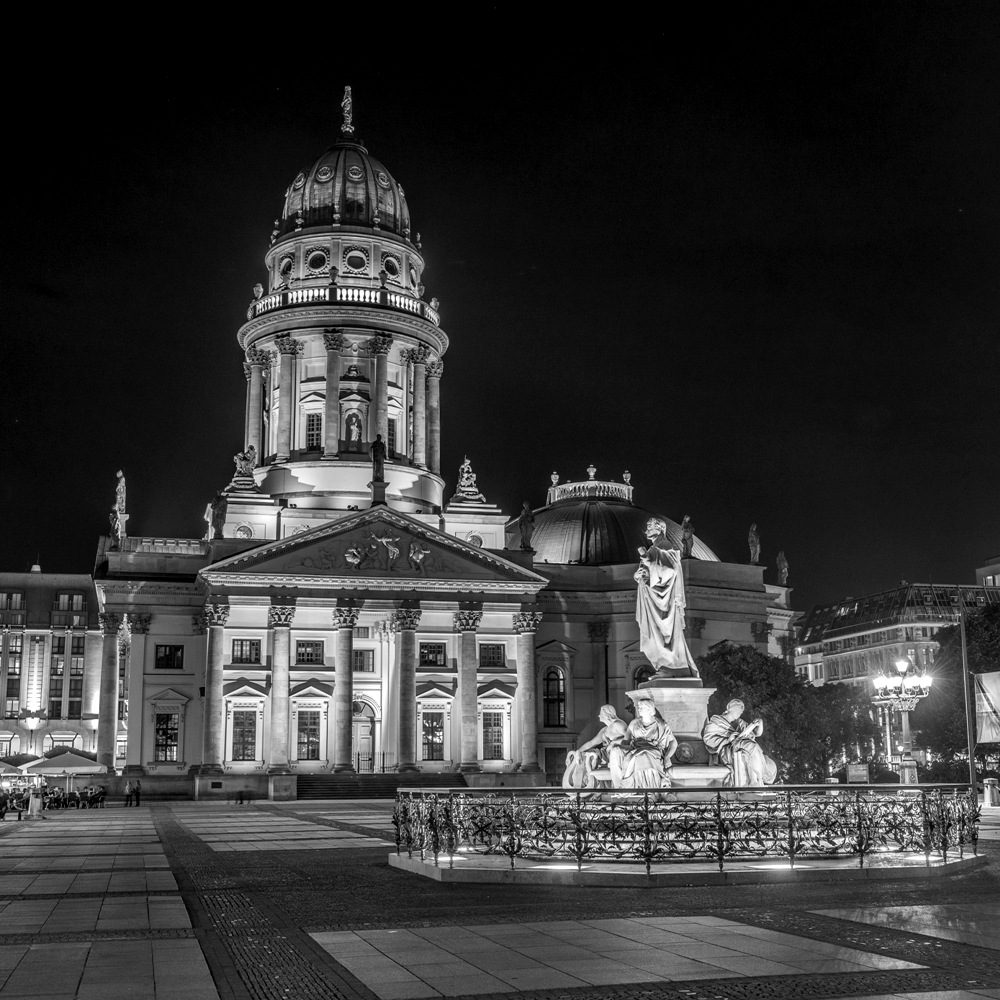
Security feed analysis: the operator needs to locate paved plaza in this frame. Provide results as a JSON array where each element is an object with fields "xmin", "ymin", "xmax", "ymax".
[{"xmin": 0, "ymin": 800, "xmax": 996, "ymax": 1000}]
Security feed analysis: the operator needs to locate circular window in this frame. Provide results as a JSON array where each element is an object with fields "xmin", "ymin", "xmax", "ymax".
[
  {"xmin": 234, "ymin": 524, "xmax": 253, "ymax": 539},
  {"xmin": 382, "ymin": 256, "xmax": 399, "ymax": 277},
  {"xmin": 307, "ymin": 250, "xmax": 327, "ymax": 271},
  {"xmin": 468, "ymin": 534, "xmax": 484, "ymax": 548},
  {"xmin": 408, "ymin": 265, "xmax": 418, "ymax": 286},
  {"xmin": 279, "ymin": 257, "xmax": 293, "ymax": 277},
  {"xmin": 376, "ymin": 170, "xmax": 390, "ymax": 188},
  {"xmin": 292, "ymin": 172, "xmax": 306, "ymax": 189},
  {"xmin": 346, "ymin": 164, "xmax": 364, "ymax": 182},
  {"xmin": 316, "ymin": 165, "xmax": 333, "ymax": 182},
  {"xmin": 345, "ymin": 250, "xmax": 367, "ymax": 272}
]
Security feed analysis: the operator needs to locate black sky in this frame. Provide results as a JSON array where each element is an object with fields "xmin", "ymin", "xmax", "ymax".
[{"xmin": 4, "ymin": 7, "xmax": 998, "ymax": 614}]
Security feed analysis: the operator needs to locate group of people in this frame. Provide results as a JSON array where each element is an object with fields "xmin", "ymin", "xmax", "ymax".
[
  {"xmin": 0, "ymin": 784, "xmax": 108, "ymax": 819},
  {"xmin": 124, "ymin": 780, "xmax": 142, "ymax": 806}
]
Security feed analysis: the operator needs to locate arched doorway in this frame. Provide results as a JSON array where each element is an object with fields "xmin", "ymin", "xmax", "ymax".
[{"xmin": 351, "ymin": 701, "xmax": 378, "ymax": 772}]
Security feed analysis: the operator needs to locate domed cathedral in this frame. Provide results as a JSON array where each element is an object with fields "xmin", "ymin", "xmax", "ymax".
[
  {"xmin": 505, "ymin": 470, "xmax": 796, "ymax": 784},
  {"xmin": 84, "ymin": 92, "xmax": 796, "ymax": 798}
]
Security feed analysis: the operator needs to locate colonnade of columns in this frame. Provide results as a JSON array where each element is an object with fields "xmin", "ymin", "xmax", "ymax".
[
  {"xmin": 242, "ymin": 332, "xmax": 442, "ymax": 474},
  {"xmin": 187, "ymin": 602, "xmax": 542, "ymax": 775}
]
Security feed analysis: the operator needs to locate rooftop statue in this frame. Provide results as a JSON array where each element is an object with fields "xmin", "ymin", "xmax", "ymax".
[
  {"xmin": 115, "ymin": 470, "xmax": 126, "ymax": 513},
  {"xmin": 517, "ymin": 501, "xmax": 535, "ymax": 550},
  {"xmin": 701, "ymin": 698, "xmax": 777, "ymax": 787},
  {"xmin": 748, "ymin": 523, "xmax": 761, "ymax": 565},
  {"xmin": 608, "ymin": 699, "xmax": 678, "ymax": 789},
  {"xmin": 635, "ymin": 518, "xmax": 700, "ymax": 678},
  {"xmin": 341, "ymin": 85, "xmax": 354, "ymax": 135},
  {"xmin": 776, "ymin": 550, "xmax": 789, "ymax": 586},
  {"xmin": 451, "ymin": 455, "xmax": 486, "ymax": 503},
  {"xmin": 370, "ymin": 434, "xmax": 386, "ymax": 482},
  {"xmin": 109, "ymin": 507, "xmax": 123, "ymax": 550},
  {"xmin": 680, "ymin": 514, "xmax": 694, "ymax": 559},
  {"xmin": 233, "ymin": 445, "xmax": 256, "ymax": 479}
]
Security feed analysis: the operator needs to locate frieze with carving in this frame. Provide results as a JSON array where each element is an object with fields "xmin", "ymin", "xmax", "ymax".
[{"xmin": 129, "ymin": 614, "xmax": 152, "ymax": 635}]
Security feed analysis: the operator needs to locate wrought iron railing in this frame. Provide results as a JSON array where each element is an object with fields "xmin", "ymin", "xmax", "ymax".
[
  {"xmin": 393, "ymin": 785, "xmax": 979, "ymax": 875},
  {"xmin": 355, "ymin": 751, "xmax": 397, "ymax": 774}
]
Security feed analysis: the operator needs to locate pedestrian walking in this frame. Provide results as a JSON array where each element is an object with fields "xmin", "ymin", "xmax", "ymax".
[
  {"xmin": 133, "ymin": 780, "xmax": 141, "ymax": 807},
  {"xmin": 124, "ymin": 780, "xmax": 133, "ymax": 807}
]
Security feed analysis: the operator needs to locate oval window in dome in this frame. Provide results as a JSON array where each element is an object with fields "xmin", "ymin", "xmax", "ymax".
[
  {"xmin": 382, "ymin": 256, "xmax": 399, "ymax": 277},
  {"xmin": 345, "ymin": 250, "xmax": 367, "ymax": 272},
  {"xmin": 279, "ymin": 257, "xmax": 293, "ymax": 276},
  {"xmin": 292, "ymin": 172, "xmax": 306, "ymax": 189},
  {"xmin": 376, "ymin": 170, "xmax": 390, "ymax": 188},
  {"xmin": 346, "ymin": 164, "xmax": 364, "ymax": 182},
  {"xmin": 307, "ymin": 250, "xmax": 327, "ymax": 272},
  {"xmin": 315, "ymin": 165, "xmax": 333, "ymax": 182}
]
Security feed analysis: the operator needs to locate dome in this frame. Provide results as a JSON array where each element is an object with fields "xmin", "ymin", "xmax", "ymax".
[
  {"xmin": 278, "ymin": 136, "xmax": 412, "ymax": 241},
  {"xmin": 506, "ymin": 474, "xmax": 719, "ymax": 566}
]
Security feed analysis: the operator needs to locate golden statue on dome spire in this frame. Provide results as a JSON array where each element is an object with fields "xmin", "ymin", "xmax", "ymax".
[{"xmin": 340, "ymin": 86, "xmax": 354, "ymax": 135}]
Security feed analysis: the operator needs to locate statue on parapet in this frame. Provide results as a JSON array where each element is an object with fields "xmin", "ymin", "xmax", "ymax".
[
  {"xmin": 776, "ymin": 550, "xmax": 789, "ymax": 586},
  {"xmin": 115, "ymin": 470, "xmax": 127, "ymax": 513},
  {"xmin": 233, "ymin": 445, "xmax": 257, "ymax": 479},
  {"xmin": 748, "ymin": 523, "xmax": 761, "ymax": 565},
  {"xmin": 210, "ymin": 494, "xmax": 227, "ymax": 540},
  {"xmin": 680, "ymin": 515, "xmax": 694, "ymax": 559},
  {"xmin": 109, "ymin": 507, "xmax": 123, "ymax": 550},
  {"xmin": 370, "ymin": 434, "xmax": 386, "ymax": 482},
  {"xmin": 608, "ymin": 699, "xmax": 678, "ymax": 789},
  {"xmin": 451, "ymin": 455, "xmax": 486, "ymax": 503},
  {"xmin": 701, "ymin": 698, "xmax": 777, "ymax": 787},
  {"xmin": 635, "ymin": 518, "xmax": 700, "ymax": 678},
  {"xmin": 517, "ymin": 501, "xmax": 535, "ymax": 550}
]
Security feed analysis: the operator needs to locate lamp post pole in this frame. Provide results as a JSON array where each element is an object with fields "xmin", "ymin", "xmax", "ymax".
[
  {"xmin": 958, "ymin": 594, "xmax": 977, "ymax": 788},
  {"xmin": 870, "ymin": 656, "xmax": 932, "ymax": 785}
]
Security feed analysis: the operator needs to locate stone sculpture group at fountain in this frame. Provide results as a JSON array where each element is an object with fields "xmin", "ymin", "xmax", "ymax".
[{"xmin": 563, "ymin": 517, "xmax": 778, "ymax": 791}]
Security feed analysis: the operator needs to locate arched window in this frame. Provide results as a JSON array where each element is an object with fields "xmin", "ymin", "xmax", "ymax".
[{"xmin": 543, "ymin": 668, "xmax": 565, "ymax": 727}]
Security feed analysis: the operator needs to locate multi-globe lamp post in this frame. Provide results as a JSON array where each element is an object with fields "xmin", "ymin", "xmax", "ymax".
[{"xmin": 871, "ymin": 657, "xmax": 933, "ymax": 784}]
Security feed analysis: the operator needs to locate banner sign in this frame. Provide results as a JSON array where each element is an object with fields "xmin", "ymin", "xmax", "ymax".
[
  {"xmin": 847, "ymin": 763, "xmax": 870, "ymax": 783},
  {"xmin": 975, "ymin": 672, "xmax": 1000, "ymax": 744}
]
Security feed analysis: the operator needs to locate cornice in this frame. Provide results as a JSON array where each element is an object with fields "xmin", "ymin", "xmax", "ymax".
[
  {"xmin": 238, "ymin": 306, "xmax": 448, "ymax": 356},
  {"xmin": 199, "ymin": 572, "xmax": 544, "ymax": 596}
]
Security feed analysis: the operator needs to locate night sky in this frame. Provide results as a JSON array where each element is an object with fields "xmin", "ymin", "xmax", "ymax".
[{"xmin": 5, "ymin": 8, "xmax": 998, "ymax": 615}]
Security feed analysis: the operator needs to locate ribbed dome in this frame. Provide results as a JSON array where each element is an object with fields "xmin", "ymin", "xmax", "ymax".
[
  {"xmin": 278, "ymin": 137, "xmax": 411, "ymax": 240},
  {"xmin": 509, "ymin": 499, "xmax": 719, "ymax": 566}
]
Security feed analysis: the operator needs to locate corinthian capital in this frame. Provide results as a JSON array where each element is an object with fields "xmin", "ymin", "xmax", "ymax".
[
  {"xmin": 99, "ymin": 612, "xmax": 122, "ymax": 636},
  {"xmin": 243, "ymin": 362, "xmax": 252, "ymax": 381},
  {"xmin": 323, "ymin": 329, "xmax": 347, "ymax": 352},
  {"xmin": 268, "ymin": 605, "xmax": 296, "ymax": 629},
  {"xmin": 275, "ymin": 335, "xmax": 303, "ymax": 356},
  {"xmin": 393, "ymin": 608, "xmax": 422, "ymax": 631},
  {"xmin": 513, "ymin": 611, "xmax": 543, "ymax": 634},
  {"xmin": 453, "ymin": 610, "xmax": 483, "ymax": 633},
  {"xmin": 426, "ymin": 359, "xmax": 444, "ymax": 379},
  {"xmin": 246, "ymin": 346, "xmax": 271, "ymax": 366},
  {"xmin": 404, "ymin": 344, "xmax": 430, "ymax": 366},
  {"xmin": 332, "ymin": 607, "xmax": 361, "ymax": 630},
  {"xmin": 204, "ymin": 603, "xmax": 230, "ymax": 628},
  {"xmin": 366, "ymin": 334, "xmax": 393, "ymax": 356},
  {"xmin": 129, "ymin": 614, "xmax": 152, "ymax": 635}
]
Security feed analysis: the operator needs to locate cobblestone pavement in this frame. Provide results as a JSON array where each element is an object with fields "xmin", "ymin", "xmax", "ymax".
[{"xmin": 0, "ymin": 802, "xmax": 996, "ymax": 1000}]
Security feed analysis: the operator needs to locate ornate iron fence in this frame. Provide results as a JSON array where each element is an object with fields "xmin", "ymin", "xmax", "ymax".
[{"xmin": 392, "ymin": 785, "xmax": 979, "ymax": 874}]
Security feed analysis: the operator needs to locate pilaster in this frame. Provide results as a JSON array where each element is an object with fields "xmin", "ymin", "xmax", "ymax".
[{"xmin": 454, "ymin": 608, "xmax": 482, "ymax": 772}]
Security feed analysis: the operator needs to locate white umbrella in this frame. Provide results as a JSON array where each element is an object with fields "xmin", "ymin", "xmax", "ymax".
[{"xmin": 21, "ymin": 752, "xmax": 108, "ymax": 776}]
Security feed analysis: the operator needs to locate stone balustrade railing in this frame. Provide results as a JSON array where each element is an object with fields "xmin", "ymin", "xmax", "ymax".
[
  {"xmin": 248, "ymin": 285, "xmax": 440, "ymax": 326},
  {"xmin": 546, "ymin": 480, "xmax": 633, "ymax": 505}
]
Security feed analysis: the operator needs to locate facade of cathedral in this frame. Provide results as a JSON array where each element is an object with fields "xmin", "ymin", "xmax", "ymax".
[{"xmin": 2, "ymin": 103, "xmax": 798, "ymax": 794}]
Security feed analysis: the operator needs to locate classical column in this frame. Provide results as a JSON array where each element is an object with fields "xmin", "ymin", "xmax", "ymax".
[
  {"xmin": 246, "ymin": 347, "xmax": 270, "ymax": 460},
  {"xmin": 268, "ymin": 605, "xmax": 295, "ymax": 773},
  {"xmin": 454, "ymin": 608, "xmax": 483, "ymax": 772},
  {"xmin": 367, "ymin": 334, "xmax": 393, "ymax": 446},
  {"xmin": 201, "ymin": 604, "xmax": 230, "ymax": 773},
  {"xmin": 322, "ymin": 330, "xmax": 347, "ymax": 458},
  {"xmin": 409, "ymin": 346, "xmax": 429, "ymax": 468},
  {"xmin": 587, "ymin": 620, "xmax": 610, "ymax": 709},
  {"xmin": 275, "ymin": 335, "xmax": 302, "ymax": 462},
  {"xmin": 333, "ymin": 605, "xmax": 360, "ymax": 773},
  {"xmin": 125, "ymin": 614, "xmax": 151, "ymax": 773},
  {"xmin": 426, "ymin": 359, "xmax": 443, "ymax": 476},
  {"xmin": 514, "ymin": 611, "xmax": 543, "ymax": 772},
  {"xmin": 96, "ymin": 612, "xmax": 122, "ymax": 769},
  {"xmin": 393, "ymin": 607, "xmax": 422, "ymax": 772}
]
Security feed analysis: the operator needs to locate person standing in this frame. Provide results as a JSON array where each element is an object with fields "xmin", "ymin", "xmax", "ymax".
[
  {"xmin": 124, "ymin": 780, "xmax": 134, "ymax": 807},
  {"xmin": 133, "ymin": 780, "xmax": 141, "ymax": 807},
  {"xmin": 0, "ymin": 787, "xmax": 8, "ymax": 821}
]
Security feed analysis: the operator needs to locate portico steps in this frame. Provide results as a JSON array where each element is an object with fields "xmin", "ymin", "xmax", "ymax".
[{"xmin": 296, "ymin": 772, "xmax": 467, "ymax": 800}]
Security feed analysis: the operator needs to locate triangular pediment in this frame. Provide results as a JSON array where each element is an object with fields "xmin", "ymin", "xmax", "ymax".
[
  {"xmin": 223, "ymin": 680, "xmax": 269, "ymax": 697},
  {"xmin": 537, "ymin": 639, "xmax": 578, "ymax": 655},
  {"xmin": 146, "ymin": 688, "xmax": 190, "ymax": 704},
  {"xmin": 201, "ymin": 507, "xmax": 549, "ymax": 592}
]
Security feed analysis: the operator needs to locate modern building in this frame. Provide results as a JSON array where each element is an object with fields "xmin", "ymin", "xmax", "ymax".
[
  {"xmin": 977, "ymin": 555, "xmax": 1000, "ymax": 589},
  {"xmin": 16, "ymin": 99, "xmax": 800, "ymax": 796}
]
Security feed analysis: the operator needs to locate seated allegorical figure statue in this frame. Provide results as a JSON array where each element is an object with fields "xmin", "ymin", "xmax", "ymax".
[
  {"xmin": 608, "ymin": 699, "xmax": 678, "ymax": 789},
  {"xmin": 701, "ymin": 698, "xmax": 778, "ymax": 787},
  {"xmin": 562, "ymin": 705, "xmax": 627, "ymax": 789}
]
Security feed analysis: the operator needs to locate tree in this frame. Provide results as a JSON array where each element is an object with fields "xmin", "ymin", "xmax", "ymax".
[
  {"xmin": 698, "ymin": 642, "xmax": 881, "ymax": 783},
  {"xmin": 912, "ymin": 603, "xmax": 1000, "ymax": 779}
]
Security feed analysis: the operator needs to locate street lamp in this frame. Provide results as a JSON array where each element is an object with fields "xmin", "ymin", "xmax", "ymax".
[{"xmin": 871, "ymin": 657, "xmax": 933, "ymax": 784}]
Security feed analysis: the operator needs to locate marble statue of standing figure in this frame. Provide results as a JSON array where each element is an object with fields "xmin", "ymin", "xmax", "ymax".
[
  {"xmin": 702, "ymin": 698, "xmax": 777, "ymax": 787},
  {"xmin": 776, "ymin": 550, "xmax": 789, "ymax": 586},
  {"xmin": 517, "ymin": 501, "xmax": 535, "ymax": 550},
  {"xmin": 370, "ymin": 434, "xmax": 386, "ymax": 482},
  {"xmin": 115, "ymin": 470, "xmax": 126, "ymax": 513},
  {"xmin": 608, "ymin": 699, "xmax": 678, "ymax": 788},
  {"xmin": 680, "ymin": 515, "xmax": 694, "ymax": 559},
  {"xmin": 562, "ymin": 705, "xmax": 627, "ymax": 789},
  {"xmin": 635, "ymin": 518, "xmax": 700, "ymax": 678},
  {"xmin": 109, "ymin": 507, "xmax": 123, "ymax": 550},
  {"xmin": 748, "ymin": 523, "xmax": 761, "ymax": 565}
]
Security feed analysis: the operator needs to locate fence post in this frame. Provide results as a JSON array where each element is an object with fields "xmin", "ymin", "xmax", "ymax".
[
  {"xmin": 715, "ymin": 791, "xmax": 724, "ymax": 873},
  {"xmin": 786, "ymin": 789, "xmax": 794, "ymax": 869}
]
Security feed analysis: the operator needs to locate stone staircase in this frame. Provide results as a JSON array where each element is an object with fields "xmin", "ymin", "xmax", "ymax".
[{"xmin": 296, "ymin": 772, "xmax": 467, "ymax": 800}]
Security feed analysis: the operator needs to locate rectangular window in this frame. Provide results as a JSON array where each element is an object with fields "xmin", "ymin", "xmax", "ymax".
[
  {"xmin": 306, "ymin": 412, "xmax": 322, "ymax": 449},
  {"xmin": 71, "ymin": 635, "xmax": 85, "ymax": 656},
  {"xmin": 0, "ymin": 738, "xmax": 10, "ymax": 756},
  {"xmin": 154, "ymin": 713, "xmax": 179, "ymax": 761},
  {"xmin": 419, "ymin": 642, "xmax": 447, "ymax": 667},
  {"xmin": 52, "ymin": 636, "xmax": 66, "ymax": 655},
  {"xmin": 68, "ymin": 675, "xmax": 83, "ymax": 719},
  {"xmin": 48, "ymin": 699, "xmax": 62, "ymax": 718},
  {"xmin": 155, "ymin": 645, "xmax": 184, "ymax": 670},
  {"xmin": 387, "ymin": 419, "xmax": 397, "ymax": 454},
  {"xmin": 4, "ymin": 698, "xmax": 18, "ymax": 718},
  {"xmin": 295, "ymin": 641, "xmax": 324, "ymax": 665},
  {"xmin": 9, "ymin": 593, "xmax": 23, "ymax": 609},
  {"xmin": 422, "ymin": 711, "xmax": 444, "ymax": 760},
  {"xmin": 232, "ymin": 639, "xmax": 261, "ymax": 664},
  {"xmin": 482, "ymin": 711, "xmax": 504, "ymax": 760},
  {"xmin": 353, "ymin": 626, "xmax": 370, "ymax": 639},
  {"xmin": 353, "ymin": 649, "xmax": 374, "ymax": 672},
  {"xmin": 296, "ymin": 710, "xmax": 320, "ymax": 760},
  {"xmin": 478, "ymin": 643, "xmax": 506, "ymax": 668},
  {"xmin": 116, "ymin": 739, "xmax": 128, "ymax": 759},
  {"xmin": 232, "ymin": 710, "xmax": 257, "ymax": 761}
]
